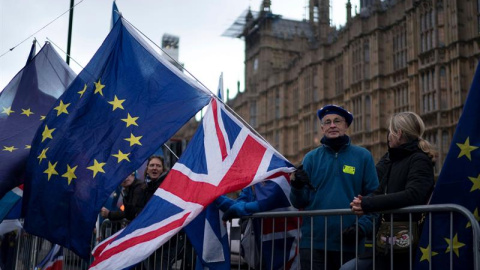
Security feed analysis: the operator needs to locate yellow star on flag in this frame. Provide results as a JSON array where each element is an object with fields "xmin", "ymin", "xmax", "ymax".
[
  {"xmin": 94, "ymin": 79, "xmax": 105, "ymax": 96},
  {"xmin": 419, "ymin": 245, "xmax": 438, "ymax": 262},
  {"xmin": 112, "ymin": 150, "xmax": 130, "ymax": 163},
  {"xmin": 78, "ymin": 84, "xmax": 87, "ymax": 97},
  {"xmin": 44, "ymin": 161, "xmax": 59, "ymax": 180},
  {"xmin": 62, "ymin": 165, "xmax": 78, "ymax": 185},
  {"xmin": 37, "ymin": 148, "xmax": 48, "ymax": 164},
  {"xmin": 467, "ymin": 208, "xmax": 479, "ymax": 228},
  {"xmin": 41, "ymin": 125, "xmax": 55, "ymax": 142},
  {"xmin": 53, "ymin": 100, "xmax": 70, "ymax": 116},
  {"xmin": 25, "ymin": 145, "xmax": 31, "ymax": 149},
  {"xmin": 108, "ymin": 95, "xmax": 125, "ymax": 111},
  {"xmin": 457, "ymin": 137, "xmax": 478, "ymax": 161},
  {"xmin": 40, "ymin": 115, "xmax": 46, "ymax": 121},
  {"xmin": 444, "ymin": 233, "xmax": 465, "ymax": 257},
  {"xmin": 1, "ymin": 106, "xmax": 14, "ymax": 115},
  {"xmin": 87, "ymin": 159, "xmax": 106, "ymax": 178},
  {"xmin": 2, "ymin": 146, "xmax": 18, "ymax": 152},
  {"xmin": 469, "ymin": 174, "xmax": 480, "ymax": 192},
  {"xmin": 21, "ymin": 108, "xmax": 34, "ymax": 117},
  {"xmin": 121, "ymin": 113, "xmax": 139, "ymax": 127},
  {"xmin": 124, "ymin": 133, "xmax": 142, "ymax": 146}
]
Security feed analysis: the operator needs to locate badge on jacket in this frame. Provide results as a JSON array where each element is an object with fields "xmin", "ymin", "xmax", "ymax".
[{"xmin": 343, "ymin": 165, "xmax": 355, "ymax": 175}]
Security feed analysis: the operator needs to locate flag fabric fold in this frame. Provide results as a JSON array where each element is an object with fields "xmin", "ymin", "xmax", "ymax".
[
  {"xmin": 111, "ymin": 1, "xmax": 120, "ymax": 29},
  {"xmin": 185, "ymin": 203, "xmax": 230, "ymax": 270},
  {"xmin": 34, "ymin": 244, "xmax": 63, "ymax": 270},
  {"xmin": 90, "ymin": 97, "xmax": 295, "ymax": 269},
  {"xmin": 416, "ymin": 62, "xmax": 480, "ymax": 269},
  {"xmin": 0, "ymin": 42, "xmax": 76, "ymax": 199},
  {"xmin": 24, "ymin": 18, "xmax": 211, "ymax": 259},
  {"xmin": 254, "ymin": 180, "xmax": 300, "ymax": 270},
  {"xmin": 0, "ymin": 185, "xmax": 23, "ymax": 222}
]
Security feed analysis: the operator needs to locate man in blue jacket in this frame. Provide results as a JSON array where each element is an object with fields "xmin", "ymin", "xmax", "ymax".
[{"xmin": 290, "ymin": 104, "xmax": 378, "ymax": 270}]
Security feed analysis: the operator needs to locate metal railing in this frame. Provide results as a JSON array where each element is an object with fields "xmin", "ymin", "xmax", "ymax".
[
  {"xmin": 244, "ymin": 204, "xmax": 480, "ymax": 270},
  {"xmin": 7, "ymin": 204, "xmax": 480, "ymax": 270}
]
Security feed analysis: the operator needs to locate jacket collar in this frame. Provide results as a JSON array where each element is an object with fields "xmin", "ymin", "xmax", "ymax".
[{"xmin": 388, "ymin": 140, "xmax": 420, "ymax": 161}]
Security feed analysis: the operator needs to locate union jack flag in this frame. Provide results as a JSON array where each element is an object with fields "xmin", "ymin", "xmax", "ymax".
[
  {"xmin": 90, "ymin": 98, "xmax": 295, "ymax": 269},
  {"xmin": 240, "ymin": 178, "xmax": 300, "ymax": 270}
]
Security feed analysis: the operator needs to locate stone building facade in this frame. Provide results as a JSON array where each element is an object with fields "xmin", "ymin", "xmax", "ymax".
[{"xmin": 224, "ymin": 0, "xmax": 480, "ymax": 171}]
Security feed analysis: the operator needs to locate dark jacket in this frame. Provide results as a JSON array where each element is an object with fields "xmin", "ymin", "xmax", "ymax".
[
  {"xmin": 144, "ymin": 170, "xmax": 169, "ymax": 202},
  {"xmin": 108, "ymin": 179, "xmax": 145, "ymax": 221},
  {"xmin": 361, "ymin": 140, "xmax": 434, "ymax": 220}
]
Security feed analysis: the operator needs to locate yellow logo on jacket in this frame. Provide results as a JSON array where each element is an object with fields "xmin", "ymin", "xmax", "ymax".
[{"xmin": 343, "ymin": 165, "xmax": 355, "ymax": 175}]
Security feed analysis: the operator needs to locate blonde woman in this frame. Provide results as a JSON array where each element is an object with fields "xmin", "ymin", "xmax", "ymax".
[{"xmin": 342, "ymin": 111, "xmax": 436, "ymax": 270}]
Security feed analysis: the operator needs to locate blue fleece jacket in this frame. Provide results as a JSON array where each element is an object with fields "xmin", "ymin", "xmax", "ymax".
[{"xmin": 290, "ymin": 141, "xmax": 378, "ymax": 252}]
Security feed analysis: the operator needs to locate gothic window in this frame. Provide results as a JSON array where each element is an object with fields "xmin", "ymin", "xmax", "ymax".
[
  {"xmin": 394, "ymin": 84, "xmax": 409, "ymax": 113},
  {"xmin": 335, "ymin": 63, "xmax": 344, "ymax": 95},
  {"xmin": 293, "ymin": 82, "xmax": 299, "ymax": 113},
  {"xmin": 364, "ymin": 39, "xmax": 370, "ymax": 79},
  {"xmin": 275, "ymin": 130, "xmax": 280, "ymax": 149},
  {"xmin": 253, "ymin": 57, "xmax": 259, "ymax": 73},
  {"xmin": 352, "ymin": 97, "xmax": 363, "ymax": 132},
  {"xmin": 304, "ymin": 73, "xmax": 312, "ymax": 105},
  {"xmin": 365, "ymin": 95, "xmax": 371, "ymax": 131},
  {"xmin": 420, "ymin": 4, "xmax": 435, "ymax": 53},
  {"xmin": 268, "ymin": 91, "xmax": 275, "ymax": 121},
  {"xmin": 249, "ymin": 100, "xmax": 257, "ymax": 128},
  {"xmin": 421, "ymin": 69, "xmax": 437, "ymax": 113},
  {"xmin": 304, "ymin": 118, "xmax": 312, "ymax": 148},
  {"xmin": 478, "ymin": 0, "xmax": 480, "ymax": 33},
  {"xmin": 313, "ymin": 68, "xmax": 319, "ymax": 102},
  {"xmin": 440, "ymin": 67, "xmax": 448, "ymax": 109},
  {"xmin": 275, "ymin": 89, "xmax": 280, "ymax": 119},
  {"xmin": 352, "ymin": 41, "xmax": 362, "ymax": 83},
  {"xmin": 393, "ymin": 23, "xmax": 407, "ymax": 70}
]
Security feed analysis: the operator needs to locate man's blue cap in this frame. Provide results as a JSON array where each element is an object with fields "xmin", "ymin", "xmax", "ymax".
[{"xmin": 317, "ymin": 104, "xmax": 353, "ymax": 126}]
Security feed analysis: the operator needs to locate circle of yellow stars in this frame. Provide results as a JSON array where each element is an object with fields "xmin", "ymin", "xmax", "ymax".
[{"xmin": 29, "ymin": 78, "xmax": 144, "ymax": 185}]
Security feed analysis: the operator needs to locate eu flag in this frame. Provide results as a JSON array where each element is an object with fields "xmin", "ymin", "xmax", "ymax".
[
  {"xmin": 23, "ymin": 18, "xmax": 211, "ymax": 259},
  {"xmin": 416, "ymin": 63, "xmax": 480, "ymax": 269},
  {"xmin": 0, "ymin": 42, "xmax": 76, "ymax": 198}
]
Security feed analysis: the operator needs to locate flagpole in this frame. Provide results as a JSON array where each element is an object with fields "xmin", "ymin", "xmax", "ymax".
[{"xmin": 66, "ymin": 0, "xmax": 74, "ymax": 65}]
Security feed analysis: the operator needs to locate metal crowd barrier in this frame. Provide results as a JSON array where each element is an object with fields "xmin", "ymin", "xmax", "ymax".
[
  {"xmin": 8, "ymin": 219, "xmax": 196, "ymax": 270},
  {"xmin": 243, "ymin": 204, "xmax": 480, "ymax": 270},
  {"xmin": 7, "ymin": 204, "xmax": 480, "ymax": 270}
]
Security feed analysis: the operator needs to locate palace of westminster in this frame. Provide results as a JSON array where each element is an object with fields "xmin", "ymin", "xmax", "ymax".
[{"xmin": 175, "ymin": 0, "xmax": 480, "ymax": 173}]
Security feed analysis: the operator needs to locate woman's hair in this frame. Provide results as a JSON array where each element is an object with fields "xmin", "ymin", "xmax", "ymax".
[
  {"xmin": 143, "ymin": 155, "xmax": 166, "ymax": 179},
  {"xmin": 388, "ymin": 111, "xmax": 438, "ymax": 161}
]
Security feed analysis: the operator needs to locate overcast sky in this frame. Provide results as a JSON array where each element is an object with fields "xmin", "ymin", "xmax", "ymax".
[{"xmin": 0, "ymin": 0, "xmax": 359, "ymax": 99}]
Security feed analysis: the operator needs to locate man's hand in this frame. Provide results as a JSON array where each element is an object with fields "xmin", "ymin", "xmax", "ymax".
[
  {"xmin": 222, "ymin": 201, "xmax": 260, "ymax": 221},
  {"xmin": 291, "ymin": 165, "xmax": 310, "ymax": 189},
  {"xmin": 215, "ymin": 195, "xmax": 235, "ymax": 212}
]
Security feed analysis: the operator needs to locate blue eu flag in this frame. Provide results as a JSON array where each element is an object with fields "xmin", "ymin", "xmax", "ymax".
[
  {"xmin": 23, "ymin": 18, "xmax": 211, "ymax": 259},
  {"xmin": 416, "ymin": 63, "xmax": 480, "ymax": 269},
  {"xmin": 0, "ymin": 42, "xmax": 76, "ymax": 198}
]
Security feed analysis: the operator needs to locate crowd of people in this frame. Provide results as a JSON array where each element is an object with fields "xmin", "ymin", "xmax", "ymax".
[{"xmin": 100, "ymin": 104, "xmax": 437, "ymax": 269}]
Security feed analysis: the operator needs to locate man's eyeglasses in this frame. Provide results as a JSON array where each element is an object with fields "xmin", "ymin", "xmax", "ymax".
[{"xmin": 321, "ymin": 119, "xmax": 345, "ymax": 126}]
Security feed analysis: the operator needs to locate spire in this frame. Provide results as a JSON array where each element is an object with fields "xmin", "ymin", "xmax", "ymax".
[
  {"xmin": 309, "ymin": 0, "xmax": 330, "ymax": 42},
  {"xmin": 246, "ymin": 6, "xmax": 254, "ymax": 24},
  {"xmin": 346, "ymin": 0, "xmax": 352, "ymax": 23},
  {"xmin": 261, "ymin": 0, "xmax": 271, "ymax": 14}
]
